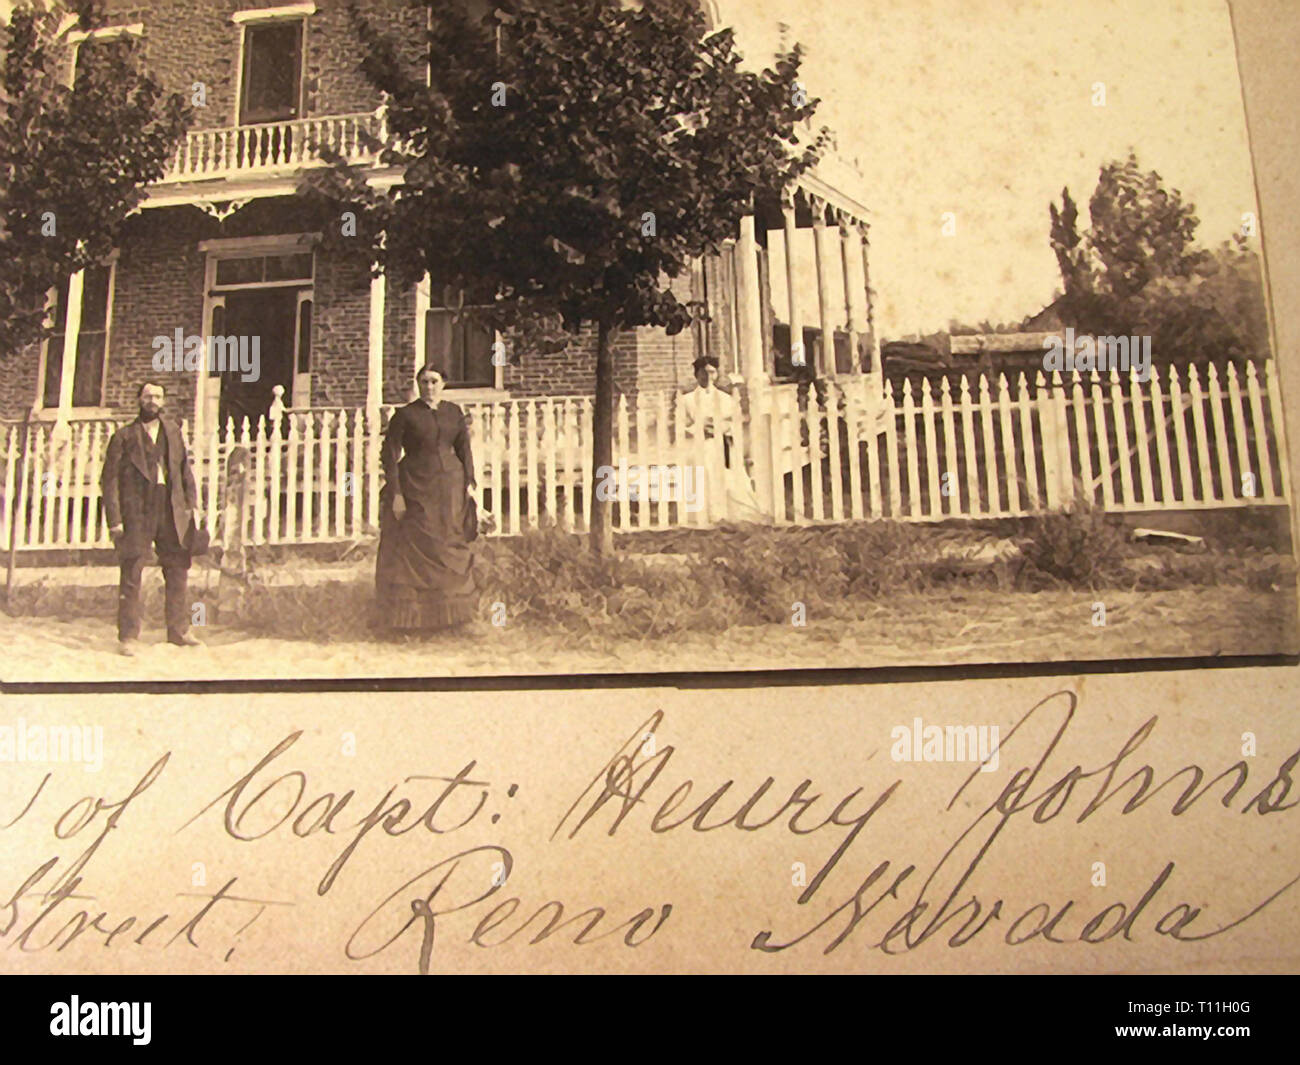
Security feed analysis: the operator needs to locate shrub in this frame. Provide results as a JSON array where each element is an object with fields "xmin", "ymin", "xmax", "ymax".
[{"xmin": 1018, "ymin": 500, "xmax": 1130, "ymax": 588}]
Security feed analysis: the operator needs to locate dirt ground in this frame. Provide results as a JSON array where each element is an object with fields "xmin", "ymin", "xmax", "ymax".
[{"xmin": 1, "ymin": 572, "xmax": 1294, "ymax": 683}]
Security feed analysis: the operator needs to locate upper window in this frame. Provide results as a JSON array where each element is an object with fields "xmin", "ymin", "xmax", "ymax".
[
  {"xmin": 70, "ymin": 25, "xmax": 143, "ymax": 87},
  {"xmin": 239, "ymin": 19, "xmax": 305, "ymax": 125},
  {"xmin": 42, "ymin": 263, "xmax": 114, "ymax": 409}
]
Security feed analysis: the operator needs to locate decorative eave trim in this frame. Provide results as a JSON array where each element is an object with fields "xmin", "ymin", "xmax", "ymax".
[
  {"xmin": 68, "ymin": 23, "xmax": 144, "ymax": 45},
  {"xmin": 231, "ymin": 3, "xmax": 316, "ymax": 24}
]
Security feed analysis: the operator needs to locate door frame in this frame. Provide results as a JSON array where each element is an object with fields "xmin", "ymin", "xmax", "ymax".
[{"xmin": 196, "ymin": 234, "xmax": 318, "ymax": 439}]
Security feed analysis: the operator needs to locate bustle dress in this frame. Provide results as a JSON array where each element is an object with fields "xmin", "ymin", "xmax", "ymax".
[{"xmin": 375, "ymin": 399, "xmax": 478, "ymax": 629}]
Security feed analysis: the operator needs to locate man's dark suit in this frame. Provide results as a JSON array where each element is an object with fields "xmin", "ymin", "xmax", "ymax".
[{"xmin": 100, "ymin": 417, "xmax": 197, "ymax": 642}]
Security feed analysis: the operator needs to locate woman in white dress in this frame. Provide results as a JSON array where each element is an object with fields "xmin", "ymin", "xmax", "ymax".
[{"xmin": 676, "ymin": 356, "xmax": 767, "ymax": 524}]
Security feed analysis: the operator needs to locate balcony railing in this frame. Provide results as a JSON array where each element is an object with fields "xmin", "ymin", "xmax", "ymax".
[{"xmin": 161, "ymin": 109, "xmax": 388, "ymax": 183}]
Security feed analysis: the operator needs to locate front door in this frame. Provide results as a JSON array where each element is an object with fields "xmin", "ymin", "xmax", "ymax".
[{"xmin": 217, "ymin": 288, "xmax": 299, "ymax": 429}]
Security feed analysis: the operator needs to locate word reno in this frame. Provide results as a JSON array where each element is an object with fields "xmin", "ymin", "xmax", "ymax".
[
  {"xmin": 151, "ymin": 328, "xmax": 260, "ymax": 381},
  {"xmin": 890, "ymin": 716, "xmax": 1000, "ymax": 772},
  {"xmin": 1042, "ymin": 328, "xmax": 1152, "ymax": 381},
  {"xmin": 0, "ymin": 718, "xmax": 102, "ymax": 772}
]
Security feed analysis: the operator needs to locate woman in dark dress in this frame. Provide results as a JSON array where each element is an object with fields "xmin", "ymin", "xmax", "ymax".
[{"xmin": 375, "ymin": 366, "xmax": 478, "ymax": 630}]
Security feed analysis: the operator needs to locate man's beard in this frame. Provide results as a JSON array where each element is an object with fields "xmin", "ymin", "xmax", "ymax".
[{"xmin": 139, "ymin": 408, "xmax": 161, "ymax": 422}]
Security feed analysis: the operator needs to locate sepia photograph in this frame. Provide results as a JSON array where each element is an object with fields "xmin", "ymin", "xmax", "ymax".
[
  {"xmin": 0, "ymin": 0, "xmax": 1294, "ymax": 686},
  {"xmin": 1, "ymin": 0, "xmax": 1300, "ymax": 1011}
]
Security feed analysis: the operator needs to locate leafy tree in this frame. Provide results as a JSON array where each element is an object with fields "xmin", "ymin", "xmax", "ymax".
[
  {"xmin": 310, "ymin": 0, "xmax": 825, "ymax": 553},
  {"xmin": 1047, "ymin": 153, "xmax": 1265, "ymax": 364},
  {"xmin": 0, "ymin": 1, "xmax": 189, "ymax": 364}
]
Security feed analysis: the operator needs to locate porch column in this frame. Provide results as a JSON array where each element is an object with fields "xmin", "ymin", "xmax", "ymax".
[
  {"xmin": 811, "ymin": 200, "xmax": 835, "ymax": 377},
  {"xmin": 735, "ymin": 213, "xmax": 765, "ymax": 389},
  {"xmin": 840, "ymin": 219, "xmax": 864, "ymax": 374},
  {"xmin": 55, "ymin": 269, "xmax": 85, "ymax": 416},
  {"xmin": 782, "ymin": 193, "xmax": 804, "ymax": 369},
  {"xmin": 858, "ymin": 221, "xmax": 881, "ymax": 373},
  {"xmin": 366, "ymin": 270, "xmax": 386, "ymax": 414}
]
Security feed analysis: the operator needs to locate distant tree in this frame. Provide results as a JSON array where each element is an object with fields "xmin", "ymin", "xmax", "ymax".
[
  {"xmin": 0, "ymin": 1, "xmax": 189, "ymax": 361},
  {"xmin": 310, "ymin": 0, "xmax": 826, "ymax": 554},
  {"xmin": 1047, "ymin": 153, "xmax": 1265, "ymax": 364}
]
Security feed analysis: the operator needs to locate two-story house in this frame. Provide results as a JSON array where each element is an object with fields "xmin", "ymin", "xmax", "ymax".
[
  {"xmin": 10, "ymin": 0, "xmax": 875, "ymax": 430},
  {"xmin": 3, "ymin": 0, "xmax": 880, "ymax": 550}
]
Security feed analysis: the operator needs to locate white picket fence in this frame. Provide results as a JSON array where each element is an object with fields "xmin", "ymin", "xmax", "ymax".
[{"xmin": 0, "ymin": 359, "xmax": 1290, "ymax": 552}]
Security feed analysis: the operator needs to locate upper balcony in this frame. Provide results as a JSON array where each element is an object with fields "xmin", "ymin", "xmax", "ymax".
[{"xmin": 145, "ymin": 109, "xmax": 395, "ymax": 209}]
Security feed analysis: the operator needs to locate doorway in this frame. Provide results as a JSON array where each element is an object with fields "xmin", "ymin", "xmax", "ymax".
[{"xmin": 217, "ymin": 287, "xmax": 299, "ymax": 428}]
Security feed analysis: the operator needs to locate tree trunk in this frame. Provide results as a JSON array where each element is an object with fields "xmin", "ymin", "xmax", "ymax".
[{"xmin": 588, "ymin": 317, "xmax": 615, "ymax": 556}]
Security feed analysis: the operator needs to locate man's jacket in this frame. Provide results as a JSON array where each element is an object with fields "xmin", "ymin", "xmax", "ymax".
[{"xmin": 100, "ymin": 417, "xmax": 197, "ymax": 556}]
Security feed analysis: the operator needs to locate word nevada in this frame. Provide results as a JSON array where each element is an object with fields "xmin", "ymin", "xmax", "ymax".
[
  {"xmin": 152, "ymin": 329, "xmax": 260, "ymax": 381},
  {"xmin": 890, "ymin": 716, "xmax": 999, "ymax": 772},
  {"xmin": 50, "ymin": 997, "xmax": 151, "ymax": 1045},
  {"xmin": 594, "ymin": 464, "xmax": 704, "ymax": 511},
  {"xmin": 1043, "ymin": 328, "xmax": 1152, "ymax": 382}
]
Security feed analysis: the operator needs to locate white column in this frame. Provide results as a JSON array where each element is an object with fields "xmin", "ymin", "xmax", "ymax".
[
  {"xmin": 811, "ymin": 203, "xmax": 835, "ymax": 376},
  {"xmin": 56, "ymin": 269, "xmax": 85, "ymax": 415},
  {"xmin": 413, "ymin": 273, "xmax": 430, "ymax": 373},
  {"xmin": 782, "ymin": 196, "xmax": 804, "ymax": 370},
  {"xmin": 366, "ymin": 270, "xmax": 386, "ymax": 414},
  {"xmin": 858, "ymin": 222, "xmax": 881, "ymax": 373},
  {"xmin": 840, "ymin": 222, "xmax": 863, "ymax": 374},
  {"xmin": 735, "ymin": 213, "xmax": 765, "ymax": 388}
]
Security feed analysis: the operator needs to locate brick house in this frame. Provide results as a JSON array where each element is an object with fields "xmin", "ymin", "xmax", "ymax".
[{"xmin": 9, "ymin": 0, "xmax": 876, "ymax": 440}]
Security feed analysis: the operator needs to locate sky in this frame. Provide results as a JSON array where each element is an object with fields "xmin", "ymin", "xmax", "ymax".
[
  {"xmin": 1, "ymin": 0, "xmax": 1260, "ymax": 338},
  {"xmin": 720, "ymin": 0, "xmax": 1261, "ymax": 337}
]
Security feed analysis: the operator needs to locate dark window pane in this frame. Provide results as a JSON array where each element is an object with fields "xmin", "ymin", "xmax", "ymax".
[
  {"xmin": 296, "ymin": 299, "xmax": 312, "ymax": 373},
  {"xmin": 80, "ymin": 264, "xmax": 111, "ymax": 331},
  {"xmin": 42, "ymin": 339, "xmax": 64, "ymax": 408},
  {"xmin": 265, "ymin": 253, "xmax": 313, "ymax": 282},
  {"xmin": 425, "ymin": 309, "xmax": 455, "ymax": 379},
  {"xmin": 240, "ymin": 21, "xmax": 303, "ymax": 124},
  {"xmin": 461, "ymin": 321, "xmax": 495, "ymax": 386},
  {"xmin": 72, "ymin": 333, "xmax": 105, "ymax": 406},
  {"xmin": 215, "ymin": 257, "xmax": 264, "ymax": 286}
]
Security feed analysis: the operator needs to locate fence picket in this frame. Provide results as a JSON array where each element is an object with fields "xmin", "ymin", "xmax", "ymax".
[
  {"xmin": 883, "ymin": 380, "xmax": 900, "ymax": 518},
  {"xmin": 301, "ymin": 413, "xmax": 316, "ymax": 540},
  {"xmin": 1149, "ymin": 369, "xmax": 1173, "ymax": 507},
  {"xmin": 805, "ymin": 387, "xmax": 824, "ymax": 521},
  {"xmin": 1207, "ymin": 364, "xmax": 1235, "ymax": 503},
  {"xmin": 902, "ymin": 380, "xmax": 921, "ymax": 519},
  {"xmin": 1128, "ymin": 369, "xmax": 1154, "ymax": 508},
  {"xmin": 1016, "ymin": 373, "xmax": 1040, "ymax": 509},
  {"xmin": 1068, "ymin": 373, "xmax": 1093, "ymax": 507},
  {"xmin": 544, "ymin": 400, "xmax": 559, "ymax": 527},
  {"xmin": 506, "ymin": 402, "xmax": 520, "ymax": 536},
  {"xmin": 526, "ymin": 400, "xmax": 540, "ymax": 531},
  {"xmin": 921, "ymin": 380, "xmax": 940, "ymax": 519},
  {"xmin": 995, "ymin": 374, "xmax": 1018, "ymax": 515},
  {"xmin": 1226, "ymin": 364, "xmax": 1252, "ymax": 504},
  {"xmin": 1187, "ymin": 365, "xmax": 1213, "ymax": 503},
  {"xmin": 1090, "ymin": 372, "xmax": 1114, "ymax": 508},
  {"xmin": 1266, "ymin": 359, "xmax": 1292, "ymax": 501},
  {"xmin": 1167, "ymin": 366, "xmax": 1194, "ymax": 504},
  {"xmin": 960, "ymin": 377, "xmax": 980, "ymax": 516},
  {"xmin": 350, "ymin": 409, "xmax": 364, "ymax": 537},
  {"xmin": 939, "ymin": 377, "xmax": 958, "ymax": 516},
  {"xmin": 1108, "ymin": 369, "xmax": 1135, "ymax": 507},
  {"xmin": 1246, "ymin": 362, "xmax": 1276, "ymax": 501}
]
